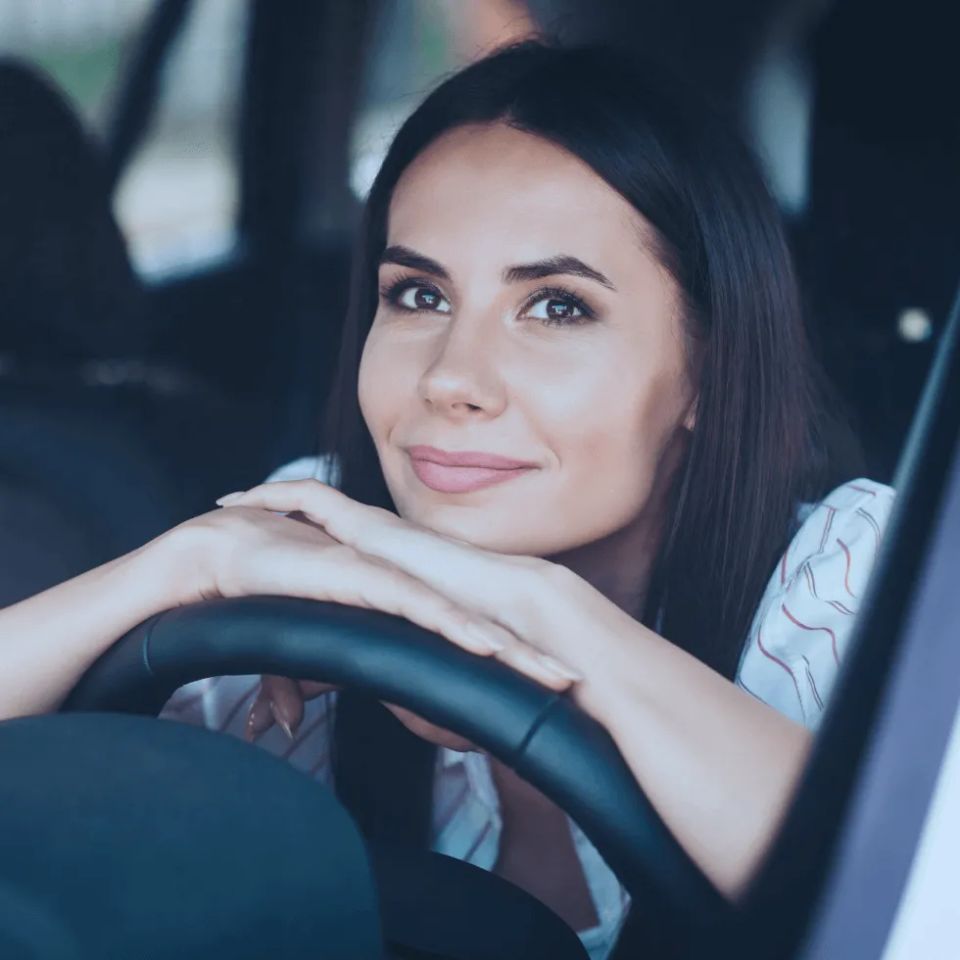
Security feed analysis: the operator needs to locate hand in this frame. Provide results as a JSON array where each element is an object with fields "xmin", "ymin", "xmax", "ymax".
[
  {"xmin": 247, "ymin": 675, "xmax": 479, "ymax": 752},
  {"xmin": 168, "ymin": 503, "xmax": 578, "ymax": 706},
  {"xmin": 214, "ymin": 480, "xmax": 586, "ymax": 745},
  {"xmin": 217, "ymin": 480, "xmax": 592, "ymax": 672},
  {"xmin": 202, "ymin": 496, "xmax": 580, "ymax": 690}
]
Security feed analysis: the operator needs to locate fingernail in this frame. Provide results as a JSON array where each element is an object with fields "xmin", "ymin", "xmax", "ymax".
[
  {"xmin": 539, "ymin": 655, "xmax": 582, "ymax": 682},
  {"xmin": 246, "ymin": 696, "xmax": 273, "ymax": 742},
  {"xmin": 244, "ymin": 709, "xmax": 259, "ymax": 743},
  {"xmin": 216, "ymin": 491, "xmax": 247, "ymax": 506},
  {"xmin": 464, "ymin": 623, "xmax": 506, "ymax": 653},
  {"xmin": 269, "ymin": 699, "xmax": 296, "ymax": 740}
]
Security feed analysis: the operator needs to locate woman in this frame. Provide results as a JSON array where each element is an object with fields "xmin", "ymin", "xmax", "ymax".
[{"xmin": 0, "ymin": 42, "xmax": 893, "ymax": 959}]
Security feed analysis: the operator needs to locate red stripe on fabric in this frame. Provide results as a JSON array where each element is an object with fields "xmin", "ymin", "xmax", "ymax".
[
  {"xmin": 856, "ymin": 507, "xmax": 883, "ymax": 552},
  {"xmin": 818, "ymin": 507, "xmax": 836, "ymax": 552},
  {"xmin": 827, "ymin": 599, "xmax": 855, "ymax": 616},
  {"xmin": 755, "ymin": 625, "xmax": 805, "ymax": 715},
  {"xmin": 217, "ymin": 680, "xmax": 261, "ymax": 732},
  {"xmin": 735, "ymin": 675, "xmax": 765, "ymax": 703},
  {"xmin": 847, "ymin": 484, "xmax": 876, "ymax": 497},
  {"xmin": 782, "ymin": 603, "xmax": 839, "ymax": 665},
  {"xmin": 836, "ymin": 538, "xmax": 857, "ymax": 598},
  {"xmin": 800, "ymin": 656, "xmax": 825, "ymax": 710},
  {"xmin": 463, "ymin": 820, "xmax": 493, "ymax": 863},
  {"xmin": 804, "ymin": 563, "xmax": 853, "ymax": 615}
]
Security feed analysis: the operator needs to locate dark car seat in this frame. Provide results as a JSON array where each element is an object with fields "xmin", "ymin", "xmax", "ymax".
[
  {"xmin": 0, "ymin": 60, "xmax": 183, "ymax": 599},
  {"xmin": 0, "ymin": 60, "xmax": 150, "ymax": 364}
]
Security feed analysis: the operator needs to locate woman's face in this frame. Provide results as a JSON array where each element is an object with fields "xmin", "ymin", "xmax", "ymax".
[{"xmin": 359, "ymin": 122, "xmax": 696, "ymax": 556}]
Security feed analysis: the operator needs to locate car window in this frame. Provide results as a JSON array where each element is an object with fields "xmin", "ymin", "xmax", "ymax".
[
  {"xmin": 349, "ymin": 0, "xmax": 536, "ymax": 200},
  {"xmin": 113, "ymin": 0, "xmax": 248, "ymax": 276},
  {"xmin": 0, "ymin": 0, "xmax": 152, "ymax": 129},
  {"xmin": 0, "ymin": 0, "xmax": 247, "ymax": 278}
]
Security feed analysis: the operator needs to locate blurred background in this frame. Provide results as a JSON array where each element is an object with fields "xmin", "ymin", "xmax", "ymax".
[{"xmin": 0, "ymin": 0, "xmax": 956, "ymax": 603}]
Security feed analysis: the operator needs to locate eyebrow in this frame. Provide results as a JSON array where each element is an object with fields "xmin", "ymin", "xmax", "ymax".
[
  {"xmin": 503, "ymin": 255, "xmax": 616, "ymax": 291},
  {"xmin": 380, "ymin": 245, "xmax": 450, "ymax": 280},
  {"xmin": 380, "ymin": 245, "xmax": 616, "ymax": 291}
]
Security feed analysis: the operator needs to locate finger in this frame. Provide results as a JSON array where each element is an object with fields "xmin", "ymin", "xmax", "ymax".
[
  {"xmin": 217, "ymin": 481, "xmax": 368, "ymax": 543},
  {"xmin": 218, "ymin": 481, "xmax": 443, "ymax": 584},
  {"xmin": 315, "ymin": 548, "xmax": 510, "ymax": 659},
  {"xmin": 261, "ymin": 675, "xmax": 305, "ymax": 738},
  {"xmin": 298, "ymin": 680, "xmax": 338, "ymax": 699},
  {"xmin": 220, "ymin": 482, "xmax": 533, "ymax": 641},
  {"xmin": 226, "ymin": 483, "xmax": 534, "ymax": 632},
  {"xmin": 298, "ymin": 547, "xmax": 583, "ymax": 691},
  {"xmin": 494, "ymin": 643, "xmax": 580, "ymax": 691},
  {"xmin": 246, "ymin": 687, "xmax": 275, "ymax": 742}
]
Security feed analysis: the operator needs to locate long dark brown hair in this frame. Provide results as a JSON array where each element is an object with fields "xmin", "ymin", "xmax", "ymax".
[{"xmin": 322, "ymin": 41, "xmax": 857, "ymax": 845}]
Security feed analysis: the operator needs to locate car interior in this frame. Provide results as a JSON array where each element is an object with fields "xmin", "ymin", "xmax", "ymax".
[{"xmin": 0, "ymin": 1, "xmax": 957, "ymax": 958}]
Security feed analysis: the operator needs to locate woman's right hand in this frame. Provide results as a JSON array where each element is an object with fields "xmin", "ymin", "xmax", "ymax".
[{"xmin": 165, "ymin": 505, "xmax": 578, "ymax": 691}]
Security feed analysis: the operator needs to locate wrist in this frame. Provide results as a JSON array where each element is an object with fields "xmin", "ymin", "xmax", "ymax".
[
  {"xmin": 533, "ymin": 563, "xmax": 645, "ymax": 717},
  {"xmin": 131, "ymin": 521, "xmax": 217, "ymax": 610}
]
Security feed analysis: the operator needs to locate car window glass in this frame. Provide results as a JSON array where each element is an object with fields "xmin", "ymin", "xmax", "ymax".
[
  {"xmin": 0, "ymin": 0, "xmax": 247, "ymax": 278},
  {"xmin": 112, "ymin": 0, "xmax": 248, "ymax": 276},
  {"xmin": 0, "ymin": 0, "xmax": 152, "ymax": 129},
  {"xmin": 350, "ymin": 0, "xmax": 535, "ymax": 200}
]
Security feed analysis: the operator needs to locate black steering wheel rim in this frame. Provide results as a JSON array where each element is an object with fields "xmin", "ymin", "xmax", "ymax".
[{"xmin": 63, "ymin": 596, "xmax": 727, "ymax": 950}]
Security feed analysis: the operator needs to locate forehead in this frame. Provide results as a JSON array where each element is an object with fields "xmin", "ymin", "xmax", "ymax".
[{"xmin": 386, "ymin": 123, "xmax": 649, "ymax": 271}]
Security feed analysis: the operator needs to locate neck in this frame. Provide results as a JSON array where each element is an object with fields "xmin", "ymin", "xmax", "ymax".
[{"xmin": 547, "ymin": 509, "xmax": 662, "ymax": 621}]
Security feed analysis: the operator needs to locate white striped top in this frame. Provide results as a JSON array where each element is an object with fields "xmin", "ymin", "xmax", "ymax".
[{"xmin": 161, "ymin": 458, "xmax": 895, "ymax": 959}]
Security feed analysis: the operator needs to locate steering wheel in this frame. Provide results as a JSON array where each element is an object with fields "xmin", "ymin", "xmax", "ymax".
[{"xmin": 63, "ymin": 596, "xmax": 728, "ymax": 957}]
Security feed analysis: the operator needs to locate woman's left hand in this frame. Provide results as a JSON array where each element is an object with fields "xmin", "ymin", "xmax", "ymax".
[{"xmin": 217, "ymin": 478, "xmax": 608, "ymax": 736}]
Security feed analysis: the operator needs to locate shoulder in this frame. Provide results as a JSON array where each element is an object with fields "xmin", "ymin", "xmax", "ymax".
[
  {"xmin": 736, "ymin": 478, "xmax": 896, "ymax": 729},
  {"xmin": 264, "ymin": 454, "xmax": 341, "ymax": 487}
]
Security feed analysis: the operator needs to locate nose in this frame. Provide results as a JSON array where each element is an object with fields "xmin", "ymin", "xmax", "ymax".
[{"xmin": 416, "ymin": 316, "xmax": 506, "ymax": 420}]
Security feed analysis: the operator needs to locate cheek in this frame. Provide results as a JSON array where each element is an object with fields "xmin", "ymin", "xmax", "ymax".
[
  {"xmin": 552, "ymin": 365, "xmax": 680, "ymax": 507},
  {"xmin": 358, "ymin": 330, "xmax": 405, "ymax": 440}
]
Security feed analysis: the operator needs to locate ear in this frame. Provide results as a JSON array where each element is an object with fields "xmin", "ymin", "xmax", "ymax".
[{"xmin": 681, "ymin": 394, "xmax": 698, "ymax": 432}]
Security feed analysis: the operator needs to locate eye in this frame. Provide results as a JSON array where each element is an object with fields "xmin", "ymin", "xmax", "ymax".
[
  {"xmin": 522, "ymin": 287, "xmax": 596, "ymax": 326},
  {"xmin": 382, "ymin": 278, "xmax": 452, "ymax": 314}
]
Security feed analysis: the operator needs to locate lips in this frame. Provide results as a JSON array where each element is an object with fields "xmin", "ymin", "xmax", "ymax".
[{"xmin": 406, "ymin": 445, "xmax": 537, "ymax": 494}]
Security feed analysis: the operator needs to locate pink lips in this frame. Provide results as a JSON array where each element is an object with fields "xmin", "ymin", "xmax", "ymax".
[{"xmin": 406, "ymin": 445, "xmax": 537, "ymax": 494}]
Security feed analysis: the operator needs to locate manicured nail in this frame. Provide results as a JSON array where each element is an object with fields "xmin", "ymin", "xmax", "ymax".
[
  {"xmin": 538, "ymin": 655, "xmax": 582, "ymax": 682},
  {"xmin": 269, "ymin": 699, "xmax": 296, "ymax": 740},
  {"xmin": 216, "ymin": 491, "xmax": 247, "ymax": 506},
  {"xmin": 245, "ymin": 696, "xmax": 273, "ymax": 742}
]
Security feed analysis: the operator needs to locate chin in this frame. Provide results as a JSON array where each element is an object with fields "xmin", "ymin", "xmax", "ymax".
[{"xmin": 401, "ymin": 503, "xmax": 574, "ymax": 556}]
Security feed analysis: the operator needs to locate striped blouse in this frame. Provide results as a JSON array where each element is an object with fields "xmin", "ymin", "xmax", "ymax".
[{"xmin": 161, "ymin": 458, "xmax": 895, "ymax": 959}]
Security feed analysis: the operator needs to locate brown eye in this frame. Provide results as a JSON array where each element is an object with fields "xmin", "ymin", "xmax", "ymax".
[
  {"xmin": 545, "ymin": 298, "xmax": 577, "ymax": 320},
  {"xmin": 394, "ymin": 282, "xmax": 451, "ymax": 313},
  {"xmin": 524, "ymin": 289, "xmax": 594, "ymax": 326}
]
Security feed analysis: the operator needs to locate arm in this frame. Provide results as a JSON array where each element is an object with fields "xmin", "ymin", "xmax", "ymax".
[
  {"xmin": 222, "ymin": 479, "xmax": 812, "ymax": 897},
  {"xmin": 0, "ymin": 530, "xmax": 194, "ymax": 719},
  {"xmin": 556, "ymin": 569, "xmax": 810, "ymax": 898},
  {"xmin": 0, "ymin": 506, "xmax": 569, "ymax": 721}
]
